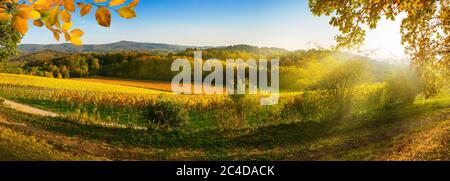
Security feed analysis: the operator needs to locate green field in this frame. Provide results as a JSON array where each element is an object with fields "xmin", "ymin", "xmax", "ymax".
[{"xmin": 0, "ymin": 73, "xmax": 448, "ymax": 160}]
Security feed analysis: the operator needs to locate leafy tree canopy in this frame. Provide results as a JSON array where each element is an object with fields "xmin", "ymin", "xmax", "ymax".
[
  {"xmin": 0, "ymin": 0, "xmax": 139, "ymax": 60},
  {"xmin": 309, "ymin": 0, "xmax": 449, "ymax": 68},
  {"xmin": 0, "ymin": 14, "xmax": 22, "ymax": 60}
]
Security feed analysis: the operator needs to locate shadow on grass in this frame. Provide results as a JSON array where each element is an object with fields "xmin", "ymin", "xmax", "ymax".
[
  {"xmin": 0, "ymin": 105, "xmax": 333, "ymax": 150},
  {"xmin": 0, "ymin": 101, "xmax": 437, "ymax": 158},
  {"xmin": 286, "ymin": 104, "xmax": 435, "ymax": 160}
]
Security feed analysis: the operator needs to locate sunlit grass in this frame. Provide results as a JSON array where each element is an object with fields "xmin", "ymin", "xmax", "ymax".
[{"xmin": 72, "ymin": 76, "xmax": 174, "ymax": 92}]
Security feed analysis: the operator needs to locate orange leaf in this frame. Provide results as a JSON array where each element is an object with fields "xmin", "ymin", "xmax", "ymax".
[
  {"xmin": 70, "ymin": 36, "xmax": 82, "ymax": 46},
  {"xmin": 95, "ymin": 6, "xmax": 111, "ymax": 27},
  {"xmin": 117, "ymin": 6, "xmax": 136, "ymax": 19},
  {"xmin": 62, "ymin": 21, "xmax": 73, "ymax": 33},
  {"xmin": 64, "ymin": 32, "xmax": 71, "ymax": 41},
  {"xmin": 49, "ymin": 5, "xmax": 60, "ymax": 25},
  {"xmin": 33, "ymin": 19, "xmax": 44, "ymax": 27},
  {"xmin": 70, "ymin": 28, "xmax": 84, "ymax": 37},
  {"xmin": 13, "ymin": 15, "xmax": 28, "ymax": 35},
  {"xmin": 29, "ymin": 10, "xmax": 41, "ymax": 20},
  {"xmin": 63, "ymin": 0, "xmax": 75, "ymax": 12},
  {"xmin": 0, "ymin": 12, "xmax": 11, "ymax": 21},
  {"xmin": 79, "ymin": 3, "xmax": 92, "ymax": 17},
  {"xmin": 109, "ymin": 0, "xmax": 126, "ymax": 7},
  {"xmin": 60, "ymin": 9, "xmax": 71, "ymax": 23},
  {"xmin": 128, "ymin": 0, "xmax": 140, "ymax": 9},
  {"xmin": 33, "ymin": 0, "xmax": 53, "ymax": 11},
  {"xmin": 53, "ymin": 30, "xmax": 60, "ymax": 41}
]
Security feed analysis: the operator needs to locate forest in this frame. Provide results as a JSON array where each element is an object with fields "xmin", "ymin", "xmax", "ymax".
[{"xmin": 1, "ymin": 45, "xmax": 397, "ymax": 91}]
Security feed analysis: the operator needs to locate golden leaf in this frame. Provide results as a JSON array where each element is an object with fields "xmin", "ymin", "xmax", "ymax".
[
  {"xmin": 17, "ymin": 5, "xmax": 33, "ymax": 19},
  {"xmin": 77, "ymin": 2, "xmax": 84, "ymax": 9},
  {"xmin": 29, "ymin": 10, "xmax": 41, "ymax": 20},
  {"xmin": 64, "ymin": 32, "xmax": 71, "ymax": 41},
  {"xmin": 109, "ymin": 0, "xmax": 126, "ymax": 7},
  {"xmin": 53, "ymin": 30, "xmax": 60, "ymax": 41},
  {"xmin": 49, "ymin": 5, "xmax": 60, "ymax": 25},
  {"xmin": 13, "ymin": 16, "xmax": 28, "ymax": 35},
  {"xmin": 33, "ymin": 19, "xmax": 44, "ymax": 27},
  {"xmin": 117, "ymin": 6, "xmax": 136, "ymax": 19},
  {"xmin": 95, "ymin": 6, "xmax": 111, "ymax": 27},
  {"xmin": 33, "ymin": 0, "xmax": 53, "ymax": 11},
  {"xmin": 0, "ymin": 12, "xmax": 11, "ymax": 21},
  {"xmin": 79, "ymin": 3, "xmax": 92, "ymax": 17},
  {"xmin": 128, "ymin": 0, "xmax": 140, "ymax": 9},
  {"xmin": 55, "ymin": 18, "xmax": 61, "ymax": 29},
  {"xmin": 70, "ymin": 28, "xmax": 84, "ymax": 37},
  {"xmin": 70, "ymin": 36, "xmax": 82, "ymax": 46},
  {"xmin": 63, "ymin": 0, "xmax": 75, "ymax": 12},
  {"xmin": 62, "ymin": 21, "xmax": 73, "ymax": 33},
  {"xmin": 60, "ymin": 9, "xmax": 71, "ymax": 23}
]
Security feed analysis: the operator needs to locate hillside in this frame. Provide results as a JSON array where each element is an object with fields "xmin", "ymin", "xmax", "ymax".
[{"xmin": 18, "ymin": 41, "xmax": 200, "ymax": 53}]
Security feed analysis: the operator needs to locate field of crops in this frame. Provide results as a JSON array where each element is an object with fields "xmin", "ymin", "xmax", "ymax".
[
  {"xmin": 0, "ymin": 73, "xmax": 166, "ymax": 94},
  {"xmin": 1, "ymin": 73, "xmax": 449, "ymax": 161},
  {"xmin": 0, "ymin": 73, "xmax": 386, "ymax": 131}
]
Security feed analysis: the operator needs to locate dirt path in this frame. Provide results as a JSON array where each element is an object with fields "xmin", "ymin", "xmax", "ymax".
[{"xmin": 2, "ymin": 99, "xmax": 59, "ymax": 118}]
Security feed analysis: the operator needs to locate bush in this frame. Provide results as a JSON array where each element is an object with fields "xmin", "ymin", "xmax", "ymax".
[
  {"xmin": 318, "ymin": 60, "xmax": 368, "ymax": 118},
  {"xmin": 145, "ymin": 98, "xmax": 189, "ymax": 130},
  {"xmin": 420, "ymin": 64, "xmax": 445, "ymax": 99},
  {"xmin": 281, "ymin": 91, "xmax": 335, "ymax": 122},
  {"xmin": 382, "ymin": 71, "xmax": 418, "ymax": 108},
  {"xmin": 365, "ymin": 86, "xmax": 385, "ymax": 109},
  {"xmin": 214, "ymin": 94, "xmax": 250, "ymax": 130}
]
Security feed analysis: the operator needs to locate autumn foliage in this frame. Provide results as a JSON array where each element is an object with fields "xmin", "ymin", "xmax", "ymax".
[{"xmin": 0, "ymin": 0, "xmax": 139, "ymax": 45}]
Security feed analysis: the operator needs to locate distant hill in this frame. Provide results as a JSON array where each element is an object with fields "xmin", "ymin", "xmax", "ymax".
[
  {"xmin": 18, "ymin": 41, "xmax": 201, "ymax": 53},
  {"xmin": 18, "ymin": 41, "xmax": 292, "ymax": 55},
  {"xmin": 207, "ymin": 44, "xmax": 289, "ymax": 56}
]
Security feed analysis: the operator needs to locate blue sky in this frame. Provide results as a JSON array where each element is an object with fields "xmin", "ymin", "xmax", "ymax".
[{"xmin": 21, "ymin": 0, "xmax": 407, "ymax": 61}]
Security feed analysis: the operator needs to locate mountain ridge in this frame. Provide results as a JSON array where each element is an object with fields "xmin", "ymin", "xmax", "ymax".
[
  {"xmin": 18, "ymin": 41, "xmax": 289, "ymax": 54},
  {"xmin": 18, "ymin": 41, "xmax": 203, "ymax": 53}
]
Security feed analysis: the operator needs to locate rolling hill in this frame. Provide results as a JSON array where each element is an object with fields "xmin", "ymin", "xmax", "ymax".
[
  {"xmin": 18, "ymin": 41, "xmax": 291, "ymax": 54},
  {"xmin": 18, "ymin": 41, "xmax": 200, "ymax": 53}
]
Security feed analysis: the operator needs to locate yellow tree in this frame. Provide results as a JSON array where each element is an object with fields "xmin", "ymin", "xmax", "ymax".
[{"xmin": 309, "ymin": 0, "xmax": 449, "ymax": 98}]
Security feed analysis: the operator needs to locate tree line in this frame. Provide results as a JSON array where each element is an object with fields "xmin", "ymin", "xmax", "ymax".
[{"xmin": 1, "ymin": 48, "xmax": 392, "ymax": 91}]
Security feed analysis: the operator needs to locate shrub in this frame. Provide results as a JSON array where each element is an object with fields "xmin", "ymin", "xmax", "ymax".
[
  {"xmin": 317, "ymin": 60, "xmax": 368, "ymax": 118},
  {"xmin": 215, "ymin": 106, "xmax": 244, "ymax": 130},
  {"xmin": 145, "ymin": 98, "xmax": 189, "ymax": 130},
  {"xmin": 214, "ymin": 94, "xmax": 249, "ymax": 130},
  {"xmin": 365, "ymin": 86, "xmax": 385, "ymax": 109},
  {"xmin": 419, "ymin": 64, "xmax": 445, "ymax": 99},
  {"xmin": 382, "ymin": 71, "xmax": 418, "ymax": 108},
  {"xmin": 281, "ymin": 91, "xmax": 335, "ymax": 123}
]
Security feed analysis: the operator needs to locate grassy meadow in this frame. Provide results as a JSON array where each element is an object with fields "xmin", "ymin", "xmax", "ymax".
[{"xmin": 0, "ymin": 48, "xmax": 448, "ymax": 161}]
